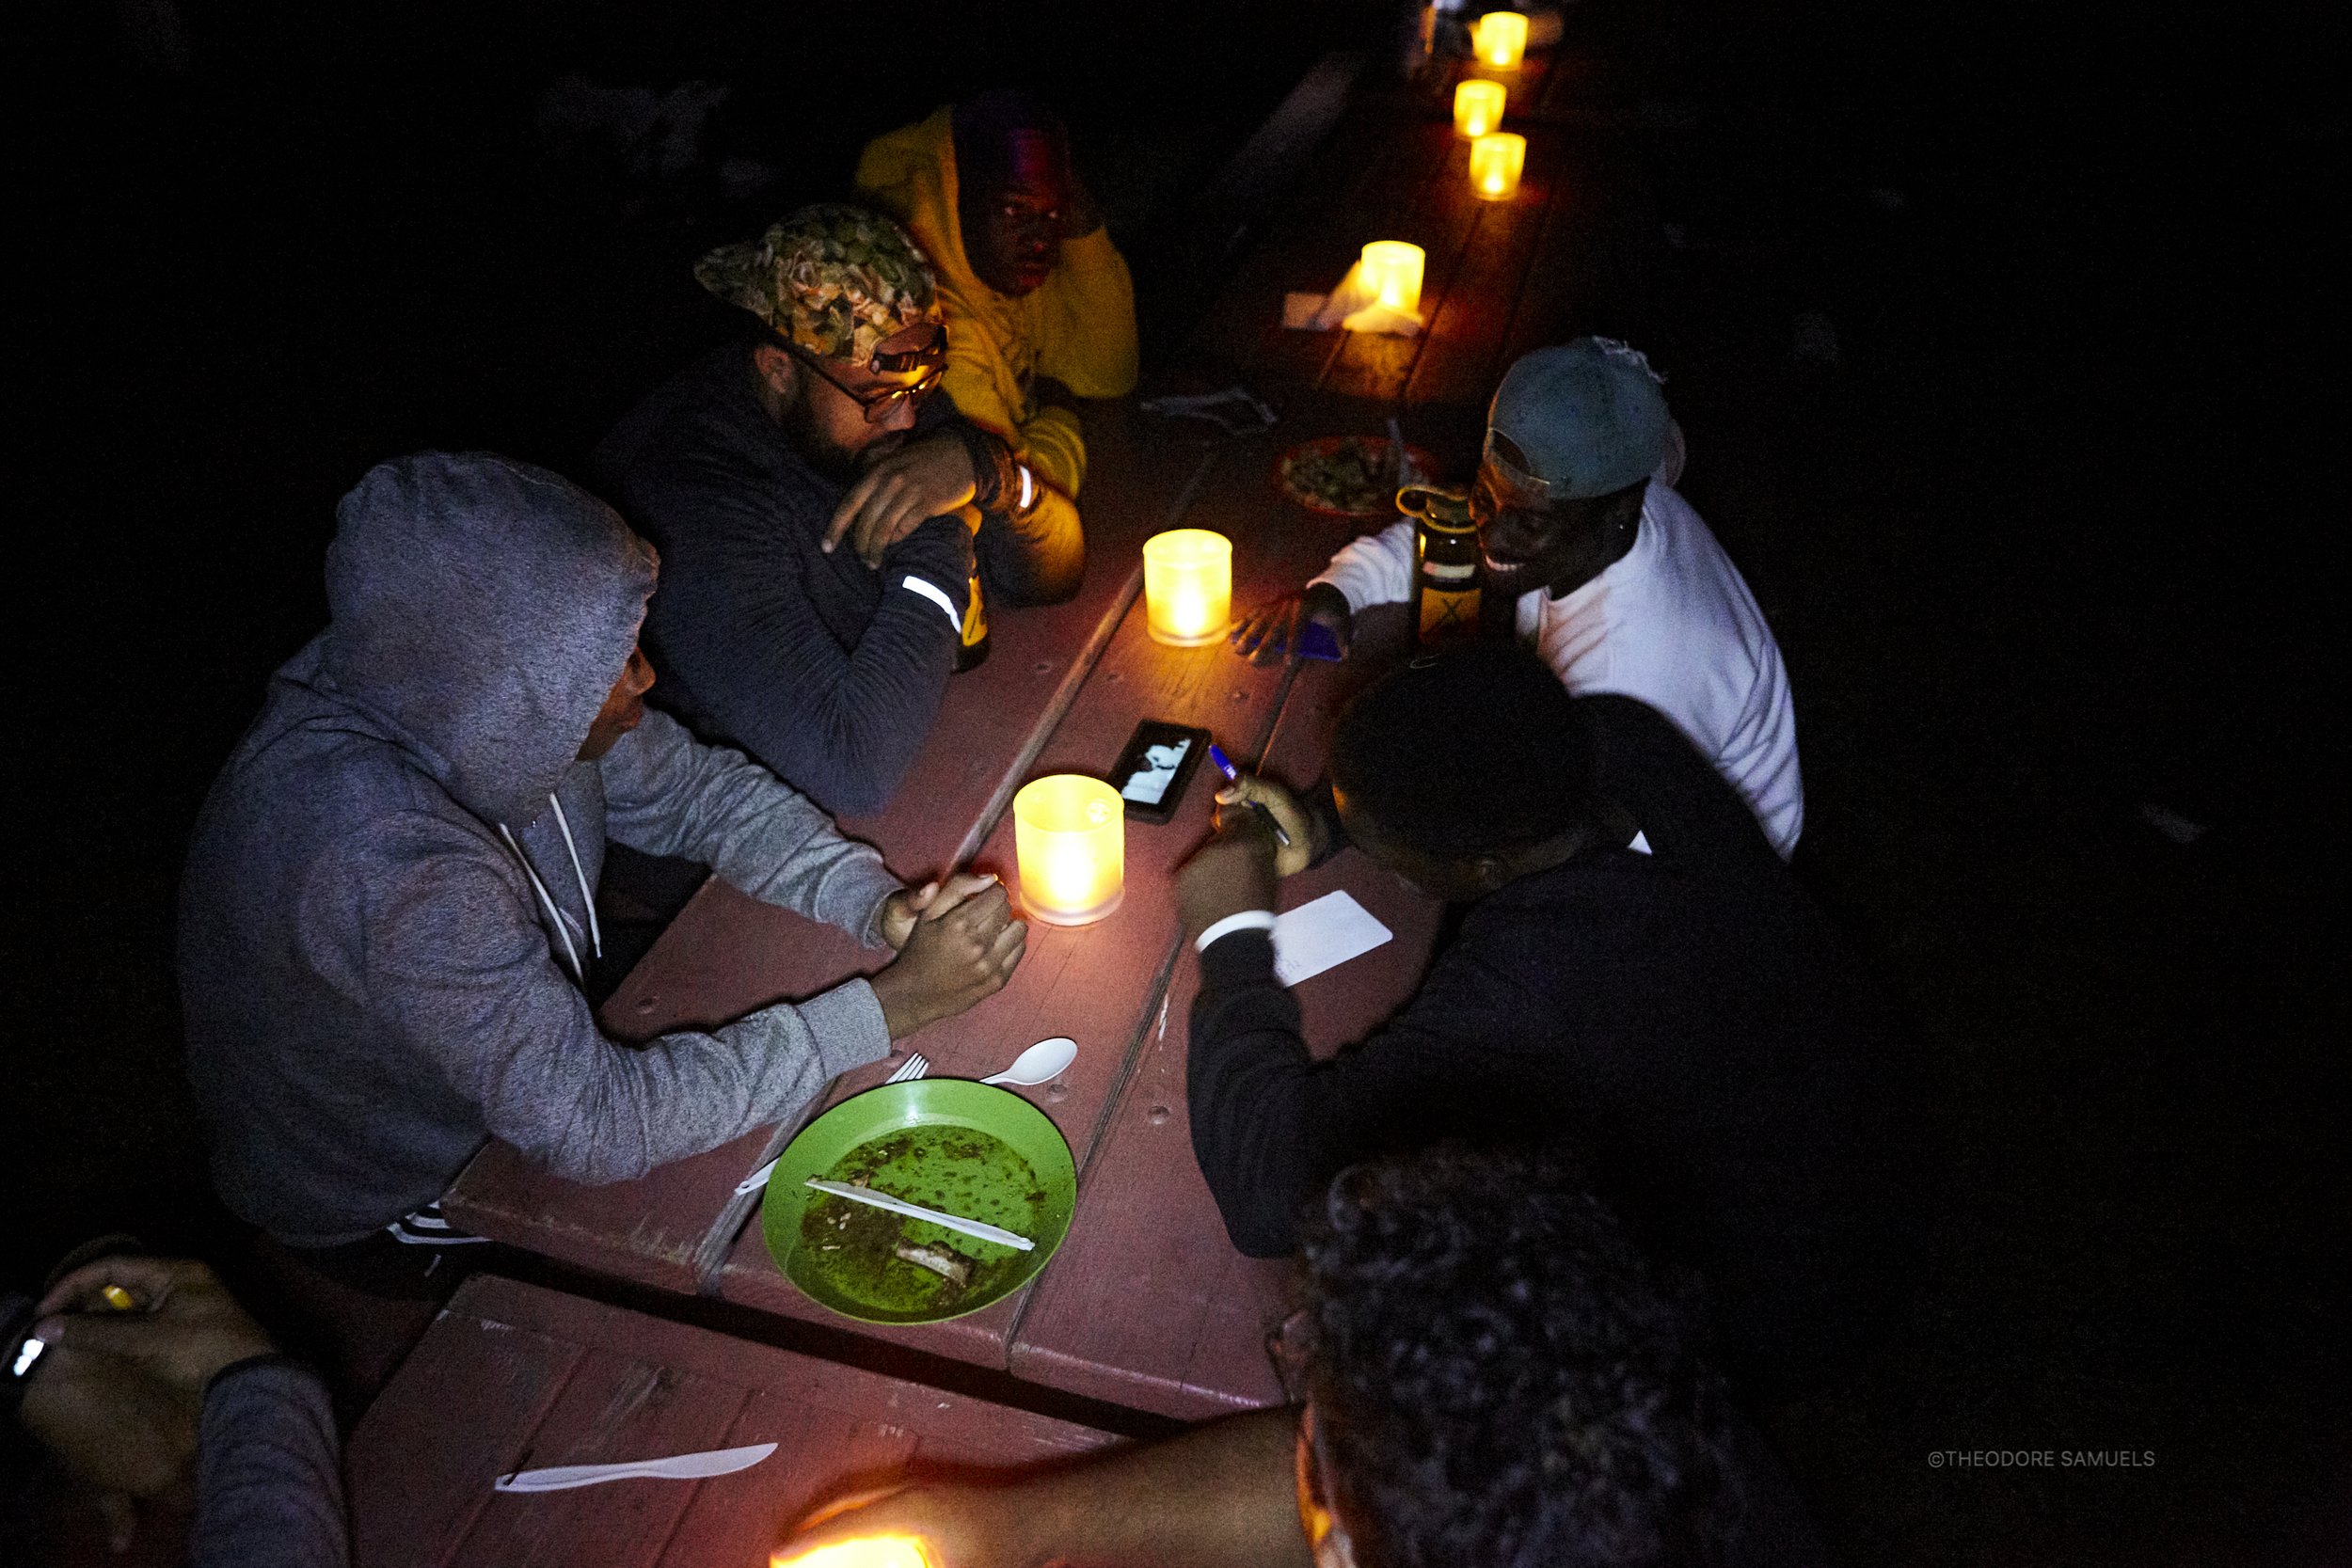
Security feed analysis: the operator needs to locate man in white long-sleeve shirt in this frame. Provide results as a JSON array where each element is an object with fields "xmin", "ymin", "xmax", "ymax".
[{"xmin": 1231, "ymin": 338, "xmax": 1803, "ymax": 857}]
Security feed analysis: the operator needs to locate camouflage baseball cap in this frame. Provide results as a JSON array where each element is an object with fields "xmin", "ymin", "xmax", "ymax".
[{"xmin": 694, "ymin": 203, "xmax": 942, "ymax": 367}]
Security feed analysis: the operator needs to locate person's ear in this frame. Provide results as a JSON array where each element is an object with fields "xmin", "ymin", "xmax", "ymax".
[
  {"xmin": 753, "ymin": 343, "xmax": 799, "ymax": 404},
  {"xmin": 1468, "ymin": 852, "xmax": 1509, "ymax": 894}
]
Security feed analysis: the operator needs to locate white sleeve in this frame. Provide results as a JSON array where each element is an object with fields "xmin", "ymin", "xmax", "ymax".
[{"xmin": 1307, "ymin": 518, "xmax": 1416, "ymax": 613}]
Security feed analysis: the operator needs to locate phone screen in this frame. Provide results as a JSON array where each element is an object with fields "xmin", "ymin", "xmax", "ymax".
[
  {"xmin": 1108, "ymin": 721, "xmax": 1213, "ymax": 823},
  {"xmin": 1119, "ymin": 736, "xmax": 1195, "ymax": 805}
]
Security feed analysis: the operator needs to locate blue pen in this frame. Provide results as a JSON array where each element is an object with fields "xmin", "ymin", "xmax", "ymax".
[{"xmin": 1207, "ymin": 743, "xmax": 1291, "ymax": 847}]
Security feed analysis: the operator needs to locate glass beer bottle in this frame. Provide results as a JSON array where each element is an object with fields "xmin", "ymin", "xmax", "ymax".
[
  {"xmin": 1406, "ymin": 486, "xmax": 1481, "ymax": 646},
  {"xmin": 954, "ymin": 568, "xmax": 991, "ymax": 672}
]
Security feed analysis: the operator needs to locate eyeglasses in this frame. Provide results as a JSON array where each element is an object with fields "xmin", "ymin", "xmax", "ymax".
[{"xmin": 778, "ymin": 323, "xmax": 947, "ymax": 424}]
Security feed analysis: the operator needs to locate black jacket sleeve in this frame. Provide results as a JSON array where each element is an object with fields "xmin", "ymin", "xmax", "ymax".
[
  {"xmin": 646, "ymin": 482, "xmax": 973, "ymax": 818},
  {"xmin": 1186, "ymin": 927, "xmax": 1509, "ymax": 1258}
]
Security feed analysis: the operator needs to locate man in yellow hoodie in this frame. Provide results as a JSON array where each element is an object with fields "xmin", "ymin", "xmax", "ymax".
[{"xmin": 856, "ymin": 90, "xmax": 1138, "ymax": 592}]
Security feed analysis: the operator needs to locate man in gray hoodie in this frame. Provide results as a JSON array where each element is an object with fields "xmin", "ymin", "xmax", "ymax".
[{"xmin": 180, "ymin": 452, "xmax": 1023, "ymax": 1283}]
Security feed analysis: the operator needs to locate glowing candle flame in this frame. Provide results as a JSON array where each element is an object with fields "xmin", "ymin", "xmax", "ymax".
[
  {"xmin": 1014, "ymin": 775, "xmax": 1125, "ymax": 926},
  {"xmin": 1453, "ymin": 80, "xmax": 1506, "ymax": 138},
  {"xmin": 1357, "ymin": 242, "xmax": 1426, "ymax": 316},
  {"xmin": 771, "ymin": 1536, "xmax": 933, "ymax": 1568},
  {"xmin": 1473, "ymin": 11, "xmax": 1528, "ymax": 68},
  {"xmin": 1141, "ymin": 528, "xmax": 1234, "ymax": 647},
  {"xmin": 1469, "ymin": 133, "xmax": 1526, "ymax": 201}
]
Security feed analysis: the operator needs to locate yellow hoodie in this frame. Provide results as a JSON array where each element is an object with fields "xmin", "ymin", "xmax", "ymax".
[{"xmin": 855, "ymin": 106, "xmax": 1138, "ymax": 505}]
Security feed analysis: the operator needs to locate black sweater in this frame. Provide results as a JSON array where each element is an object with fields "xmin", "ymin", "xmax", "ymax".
[
  {"xmin": 595, "ymin": 346, "xmax": 1076, "ymax": 817},
  {"xmin": 1188, "ymin": 696, "xmax": 1918, "ymax": 1393}
]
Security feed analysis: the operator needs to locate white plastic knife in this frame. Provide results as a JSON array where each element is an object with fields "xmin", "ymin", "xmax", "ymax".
[
  {"xmin": 493, "ymin": 1441, "xmax": 776, "ymax": 1492},
  {"xmin": 803, "ymin": 1178, "xmax": 1034, "ymax": 1251}
]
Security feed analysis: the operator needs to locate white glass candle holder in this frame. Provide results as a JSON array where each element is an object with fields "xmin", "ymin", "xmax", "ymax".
[
  {"xmin": 1474, "ymin": 10, "xmax": 1528, "ymax": 68},
  {"xmin": 1453, "ymin": 79, "xmax": 1506, "ymax": 138},
  {"xmin": 1141, "ymin": 528, "xmax": 1233, "ymax": 647},
  {"xmin": 1470, "ymin": 132, "xmax": 1526, "ymax": 200},
  {"xmin": 1358, "ymin": 241, "xmax": 1427, "ymax": 315},
  {"xmin": 1014, "ymin": 775, "xmax": 1124, "ymax": 927}
]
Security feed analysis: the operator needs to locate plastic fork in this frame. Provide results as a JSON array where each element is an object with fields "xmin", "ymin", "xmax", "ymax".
[{"xmin": 732, "ymin": 1053, "xmax": 930, "ymax": 1197}]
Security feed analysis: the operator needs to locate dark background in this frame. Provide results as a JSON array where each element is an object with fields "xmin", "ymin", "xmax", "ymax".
[{"xmin": 11, "ymin": 1, "xmax": 2345, "ymax": 1563}]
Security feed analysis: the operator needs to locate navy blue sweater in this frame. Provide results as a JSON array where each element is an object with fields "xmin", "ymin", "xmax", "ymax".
[
  {"xmin": 596, "ymin": 346, "xmax": 1071, "ymax": 816},
  {"xmin": 1188, "ymin": 696, "xmax": 1919, "ymax": 1393}
]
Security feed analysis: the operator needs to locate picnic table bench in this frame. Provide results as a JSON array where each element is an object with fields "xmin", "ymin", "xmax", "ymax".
[
  {"xmin": 348, "ymin": 1274, "xmax": 1120, "ymax": 1568},
  {"xmin": 443, "ymin": 36, "xmax": 1640, "ymax": 1419}
]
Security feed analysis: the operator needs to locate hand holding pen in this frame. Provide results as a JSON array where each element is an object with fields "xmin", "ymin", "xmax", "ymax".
[{"xmin": 1207, "ymin": 744, "xmax": 1314, "ymax": 879}]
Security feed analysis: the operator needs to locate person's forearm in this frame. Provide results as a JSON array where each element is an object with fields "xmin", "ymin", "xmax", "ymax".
[
  {"xmin": 1186, "ymin": 932, "xmax": 1327, "ymax": 1259},
  {"xmin": 1035, "ymin": 230, "xmax": 1139, "ymax": 400},
  {"xmin": 192, "ymin": 1359, "xmax": 348, "ymax": 1568},
  {"xmin": 601, "ymin": 714, "xmax": 904, "ymax": 943},
  {"xmin": 992, "ymin": 1410, "xmax": 1311, "ymax": 1568},
  {"xmin": 1307, "ymin": 518, "xmax": 1414, "ymax": 612},
  {"xmin": 473, "ymin": 980, "xmax": 886, "ymax": 1185},
  {"xmin": 978, "ymin": 486, "xmax": 1085, "ymax": 607}
]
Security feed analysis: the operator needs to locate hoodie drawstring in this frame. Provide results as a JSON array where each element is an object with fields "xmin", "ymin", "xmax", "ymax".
[
  {"xmin": 499, "ymin": 817, "xmax": 585, "ymax": 985},
  {"xmin": 546, "ymin": 794, "xmax": 601, "ymax": 960}
]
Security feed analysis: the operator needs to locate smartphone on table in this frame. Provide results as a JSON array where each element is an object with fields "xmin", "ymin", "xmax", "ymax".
[{"xmin": 1106, "ymin": 720, "xmax": 1213, "ymax": 824}]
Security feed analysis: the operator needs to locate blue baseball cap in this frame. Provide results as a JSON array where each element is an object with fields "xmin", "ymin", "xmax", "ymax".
[{"xmin": 1485, "ymin": 338, "xmax": 1671, "ymax": 500}]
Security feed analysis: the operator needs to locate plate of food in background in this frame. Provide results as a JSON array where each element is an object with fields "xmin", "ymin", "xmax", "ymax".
[
  {"xmin": 760, "ymin": 1079, "xmax": 1077, "ymax": 1325},
  {"xmin": 1277, "ymin": 435, "xmax": 1435, "ymax": 518}
]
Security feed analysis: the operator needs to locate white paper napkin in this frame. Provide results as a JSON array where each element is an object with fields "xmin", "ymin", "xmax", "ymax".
[{"xmin": 1281, "ymin": 261, "xmax": 1423, "ymax": 337}]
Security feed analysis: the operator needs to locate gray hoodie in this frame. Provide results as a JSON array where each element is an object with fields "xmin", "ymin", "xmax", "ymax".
[{"xmin": 181, "ymin": 453, "xmax": 900, "ymax": 1248}]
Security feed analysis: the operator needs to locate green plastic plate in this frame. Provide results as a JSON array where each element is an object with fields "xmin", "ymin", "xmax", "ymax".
[{"xmin": 760, "ymin": 1079, "xmax": 1077, "ymax": 1325}]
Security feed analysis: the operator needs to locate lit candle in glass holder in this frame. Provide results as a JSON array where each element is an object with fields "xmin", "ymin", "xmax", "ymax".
[
  {"xmin": 1014, "ymin": 775, "xmax": 1124, "ymax": 926},
  {"xmin": 771, "ymin": 1539, "xmax": 933, "ymax": 1568},
  {"xmin": 1453, "ymin": 79, "xmax": 1506, "ymax": 138},
  {"xmin": 1473, "ymin": 10, "xmax": 1529, "ymax": 68},
  {"xmin": 1141, "ymin": 528, "xmax": 1233, "ymax": 646},
  {"xmin": 1470, "ymin": 133, "xmax": 1526, "ymax": 200},
  {"xmin": 1357, "ymin": 241, "xmax": 1426, "ymax": 316}
]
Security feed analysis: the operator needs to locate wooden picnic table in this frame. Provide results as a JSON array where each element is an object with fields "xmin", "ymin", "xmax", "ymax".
[
  {"xmin": 443, "ymin": 38, "xmax": 1636, "ymax": 1418},
  {"xmin": 348, "ymin": 1274, "xmax": 1120, "ymax": 1568}
]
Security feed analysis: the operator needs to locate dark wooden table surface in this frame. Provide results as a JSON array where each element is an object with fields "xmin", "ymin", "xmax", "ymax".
[
  {"xmin": 442, "ymin": 41, "xmax": 1614, "ymax": 1419},
  {"xmin": 348, "ymin": 1275, "xmax": 1119, "ymax": 1568}
]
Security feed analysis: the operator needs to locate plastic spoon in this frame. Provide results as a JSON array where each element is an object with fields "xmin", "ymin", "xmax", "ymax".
[{"xmin": 981, "ymin": 1036, "xmax": 1077, "ymax": 1087}]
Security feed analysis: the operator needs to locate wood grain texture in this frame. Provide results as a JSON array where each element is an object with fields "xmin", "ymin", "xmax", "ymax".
[{"xmin": 349, "ymin": 1275, "xmax": 1118, "ymax": 1568}]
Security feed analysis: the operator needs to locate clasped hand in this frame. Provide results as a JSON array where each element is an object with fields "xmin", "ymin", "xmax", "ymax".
[
  {"xmin": 872, "ymin": 873, "xmax": 1027, "ymax": 1038},
  {"xmin": 825, "ymin": 435, "xmax": 983, "ymax": 569}
]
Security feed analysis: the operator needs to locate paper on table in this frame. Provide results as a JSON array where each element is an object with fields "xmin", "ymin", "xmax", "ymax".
[
  {"xmin": 1280, "ymin": 262, "xmax": 1422, "ymax": 338},
  {"xmin": 1272, "ymin": 891, "xmax": 1393, "ymax": 987}
]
